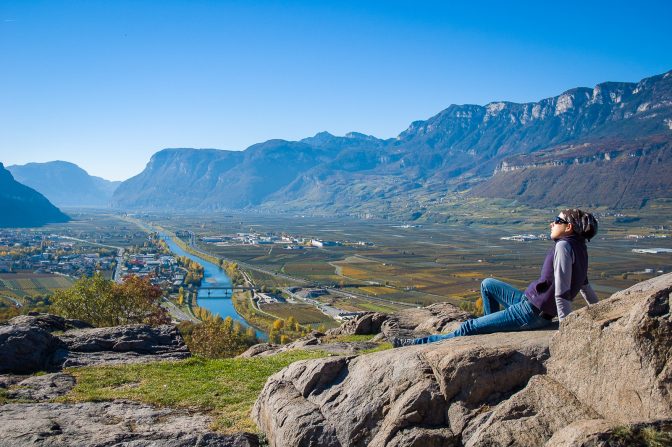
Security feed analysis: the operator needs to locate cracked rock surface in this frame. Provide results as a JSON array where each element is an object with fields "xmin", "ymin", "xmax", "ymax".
[
  {"xmin": 0, "ymin": 401, "xmax": 258, "ymax": 447},
  {"xmin": 253, "ymin": 328, "xmax": 552, "ymax": 447}
]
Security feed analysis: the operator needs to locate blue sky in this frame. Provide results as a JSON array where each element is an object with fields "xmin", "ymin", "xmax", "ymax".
[{"xmin": 1, "ymin": 0, "xmax": 671, "ymax": 180}]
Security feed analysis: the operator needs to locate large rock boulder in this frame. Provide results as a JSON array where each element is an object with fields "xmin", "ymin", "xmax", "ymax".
[
  {"xmin": 326, "ymin": 312, "xmax": 389, "ymax": 336},
  {"xmin": 461, "ymin": 272, "xmax": 672, "ymax": 446},
  {"xmin": 0, "ymin": 401, "xmax": 259, "ymax": 447},
  {"xmin": 464, "ymin": 375, "xmax": 600, "ymax": 447},
  {"xmin": 380, "ymin": 302, "xmax": 473, "ymax": 339},
  {"xmin": 253, "ymin": 329, "xmax": 553, "ymax": 447},
  {"xmin": 0, "ymin": 316, "xmax": 190, "ymax": 373},
  {"xmin": 547, "ymin": 272, "xmax": 672, "ymax": 423},
  {"xmin": 8, "ymin": 313, "xmax": 91, "ymax": 332},
  {"xmin": 253, "ymin": 273, "xmax": 672, "ymax": 447},
  {"xmin": 0, "ymin": 324, "xmax": 65, "ymax": 374},
  {"xmin": 55, "ymin": 324, "xmax": 190, "ymax": 367}
]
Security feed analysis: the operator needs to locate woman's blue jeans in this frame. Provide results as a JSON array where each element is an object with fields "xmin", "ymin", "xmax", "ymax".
[{"xmin": 412, "ymin": 278, "xmax": 553, "ymax": 344}]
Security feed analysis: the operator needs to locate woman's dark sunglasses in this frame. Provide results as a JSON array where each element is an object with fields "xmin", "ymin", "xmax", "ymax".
[{"xmin": 553, "ymin": 216, "xmax": 569, "ymax": 225}]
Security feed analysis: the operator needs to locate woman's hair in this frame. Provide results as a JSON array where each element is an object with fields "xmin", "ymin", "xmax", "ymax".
[{"xmin": 562, "ymin": 208, "xmax": 598, "ymax": 241}]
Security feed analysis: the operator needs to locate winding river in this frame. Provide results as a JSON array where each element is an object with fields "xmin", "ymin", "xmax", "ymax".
[{"xmin": 160, "ymin": 234, "xmax": 266, "ymax": 340}]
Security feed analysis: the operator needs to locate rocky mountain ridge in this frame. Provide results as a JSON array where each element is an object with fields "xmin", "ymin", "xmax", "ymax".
[
  {"xmin": 0, "ymin": 163, "xmax": 70, "ymax": 227},
  {"xmin": 111, "ymin": 69, "xmax": 672, "ymax": 214}
]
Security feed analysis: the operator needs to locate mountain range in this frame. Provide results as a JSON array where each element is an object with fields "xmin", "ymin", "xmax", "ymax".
[
  {"xmin": 110, "ymin": 69, "xmax": 672, "ymax": 216},
  {"xmin": 7, "ymin": 161, "xmax": 120, "ymax": 208},
  {"xmin": 0, "ymin": 163, "xmax": 70, "ymax": 227}
]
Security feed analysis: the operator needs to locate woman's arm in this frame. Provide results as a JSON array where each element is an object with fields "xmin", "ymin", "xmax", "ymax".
[
  {"xmin": 579, "ymin": 282, "xmax": 599, "ymax": 305},
  {"xmin": 553, "ymin": 241, "xmax": 574, "ymax": 321}
]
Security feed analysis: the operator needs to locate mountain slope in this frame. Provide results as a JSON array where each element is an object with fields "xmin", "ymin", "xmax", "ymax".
[
  {"xmin": 0, "ymin": 163, "xmax": 70, "ymax": 227},
  {"xmin": 8, "ymin": 161, "xmax": 120, "ymax": 207},
  {"xmin": 112, "ymin": 69, "xmax": 672, "ymax": 213}
]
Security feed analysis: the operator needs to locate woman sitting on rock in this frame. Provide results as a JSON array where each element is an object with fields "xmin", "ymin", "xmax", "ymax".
[{"xmin": 393, "ymin": 208, "xmax": 599, "ymax": 347}]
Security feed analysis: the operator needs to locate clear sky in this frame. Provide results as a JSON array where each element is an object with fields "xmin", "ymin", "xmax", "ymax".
[{"xmin": 1, "ymin": 0, "xmax": 671, "ymax": 181}]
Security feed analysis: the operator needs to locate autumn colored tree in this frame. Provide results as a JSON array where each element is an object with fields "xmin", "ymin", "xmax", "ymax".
[
  {"xmin": 245, "ymin": 326, "xmax": 256, "ymax": 338},
  {"xmin": 51, "ymin": 273, "xmax": 169, "ymax": 327},
  {"xmin": 180, "ymin": 317, "xmax": 258, "ymax": 358},
  {"xmin": 285, "ymin": 316, "xmax": 297, "ymax": 329}
]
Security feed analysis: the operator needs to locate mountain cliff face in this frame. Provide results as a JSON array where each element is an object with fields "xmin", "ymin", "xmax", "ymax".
[
  {"xmin": 112, "ymin": 70, "xmax": 672, "ymax": 213},
  {"xmin": 7, "ymin": 161, "xmax": 120, "ymax": 208},
  {"xmin": 112, "ymin": 141, "xmax": 338, "ymax": 210},
  {"xmin": 0, "ymin": 163, "xmax": 70, "ymax": 227}
]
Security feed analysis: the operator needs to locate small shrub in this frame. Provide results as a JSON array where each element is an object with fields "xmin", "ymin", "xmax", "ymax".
[
  {"xmin": 179, "ymin": 317, "xmax": 259, "ymax": 358},
  {"xmin": 459, "ymin": 297, "xmax": 483, "ymax": 316},
  {"xmin": 611, "ymin": 425, "xmax": 672, "ymax": 447}
]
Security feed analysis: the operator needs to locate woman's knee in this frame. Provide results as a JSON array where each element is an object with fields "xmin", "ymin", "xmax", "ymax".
[{"xmin": 481, "ymin": 278, "xmax": 497, "ymax": 295}]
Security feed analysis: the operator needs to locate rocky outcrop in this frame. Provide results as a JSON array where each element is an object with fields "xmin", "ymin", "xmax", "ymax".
[
  {"xmin": 0, "ymin": 401, "xmax": 258, "ymax": 447},
  {"xmin": 0, "ymin": 315, "xmax": 190, "ymax": 374},
  {"xmin": 253, "ymin": 273, "xmax": 672, "ymax": 446},
  {"xmin": 8, "ymin": 313, "xmax": 91, "ymax": 332},
  {"xmin": 3, "ymin": 373, "xmax": 76, "ymax": 401},
  {"xmin": 380, "ymin": 302, "xmax": 473, "ymax": 338},
  {"xmin": 547, "ymin": 272, "xmax": 672, "ymax": 422},
  {"xmin": 0, "ymin": 324, "xmax": 65, "ymax": 373},
  {"xmin": 240, "ymin": 303, "xmax": 472, "ymax": 359},
  {"xmin": 56, "ymin": 324, "xmax": 190, "ymax": 367},
  {"xmin": 326, "ymin": 312, "xmax": 389, "ymax": 336},
  {"xmin": 0, "ymin": 315, "xmax": 259, "ymax": 445},
  {"xmin": 253, "ymin": 330, "xmax": 552, "ymax": 447},
  {"xmin": 323, "ymin": 304, "xmax": 473, "ymax": 340},
  {"xmin": 238, "ymin": 332, "xmax": 379, "ymax": 358}
]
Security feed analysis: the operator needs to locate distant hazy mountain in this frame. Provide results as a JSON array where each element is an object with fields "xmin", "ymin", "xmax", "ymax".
[
  {"xmin": 0, "ymin": 163, "xmax": 70, "ymax": 227},
  {"xmin": 7, "ymin": 161, "xmax": 120, "ymax": 207},
  {"xmin": 112, "ymin": 141, "xmax": 340, "ymax": 210},
  {"xmin": 112, "ymin": 69, "xmax": 672, "ymax": 214}
]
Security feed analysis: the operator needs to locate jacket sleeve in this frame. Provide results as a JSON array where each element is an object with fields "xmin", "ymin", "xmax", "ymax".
[
  {"xmin": 553, "ymin": 240, "xmax": 574, "ymax": 321},
  {"xmin": 579, "ymin": 282, "xmax": 599, "ymax": 305}
]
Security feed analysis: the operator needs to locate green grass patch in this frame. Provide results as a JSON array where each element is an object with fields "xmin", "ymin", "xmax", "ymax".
[
  {"xmin": 0, "ymin": 388, "xmax": 9, "ymax": 405},
  {"xmin": 60, "ymin": 350, "xmax": 329, "ymax": 433},
  {"xmin": 360, "ymin": 342, "xmax": 393, "ymax": 354},
  {"xmin": 611, "ymin": 425, "xmax": 672, "ymax": 447},
  {"xmin": 331, "ymin": 334, "xmax": 375, "ymax": 343}
]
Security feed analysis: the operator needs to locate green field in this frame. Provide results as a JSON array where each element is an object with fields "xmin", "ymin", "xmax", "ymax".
[
  {"xmin": 0, "ymin": 273, "xmax": 73, "ymax": 299},
  {"xmin": 101, "ymin": 201, "xmax": 672, "ymax": 314},
  {"xmin": 259, "ymin": 302, "xmax": 336, "ymax": 325},
  {"xmin": 39, "ymin": 210, "xmax": 149, "ymax": 248}
]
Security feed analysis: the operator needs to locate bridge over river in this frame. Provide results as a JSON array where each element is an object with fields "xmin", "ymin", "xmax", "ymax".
[
  {"xmin": 198, "ymin": 285, "xmax": 256, "ymax": 298},
  {"xmin": 159, "ymin": 232, "xmax": 267, "ymax": 339}
]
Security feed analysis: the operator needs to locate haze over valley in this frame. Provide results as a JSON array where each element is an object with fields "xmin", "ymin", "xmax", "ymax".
[
  {"xmin": 2, "ymin": 2, "xmax": 672, "ymax": 445},
  {"xmin": 4, "ymin": 69, "xmax": 672, "ymax": 224}
]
